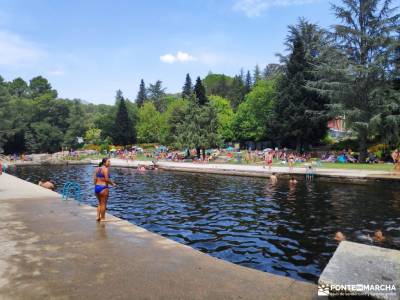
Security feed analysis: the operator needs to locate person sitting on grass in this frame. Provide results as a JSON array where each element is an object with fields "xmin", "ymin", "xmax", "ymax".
[
  {"xmin": 38, "ymin": 179, "xmax": 55, "ymax": 190},
  {"xmin": 366, "ymin": 152, "xmax": 378, "ymax": 164}
]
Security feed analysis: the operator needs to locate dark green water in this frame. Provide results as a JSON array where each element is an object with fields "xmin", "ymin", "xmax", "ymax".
[{"xmin": 10, "ymin": 164, "xmax": 400, "ymax": 283}]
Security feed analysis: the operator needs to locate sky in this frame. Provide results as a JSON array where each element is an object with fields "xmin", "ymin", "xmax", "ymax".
[{"xmin": 0, "ymin": 0, "xmax": 340, "ymax": 104}]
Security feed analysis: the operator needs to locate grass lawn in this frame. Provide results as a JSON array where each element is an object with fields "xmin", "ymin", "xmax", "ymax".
[
  {"xmin": 311, "ymin": 162, "xmax": 394, "ymax": 171},
  {"xmin": 211, "ymin": 159, "xmax": 394, "ymax": 171}
]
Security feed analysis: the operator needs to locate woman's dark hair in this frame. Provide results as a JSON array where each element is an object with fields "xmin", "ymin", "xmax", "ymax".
[{"xmin": 99, "ymin": 157, "xmax": 108, "ymax": 167}]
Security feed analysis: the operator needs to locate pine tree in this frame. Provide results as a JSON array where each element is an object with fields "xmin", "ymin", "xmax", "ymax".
[
  {"xmin": 230, "ymin": 75, "xmax": 245, "ymax": 110},
  {"xmin": 244, "ymin": 71, "xmax": 252, "ymax": 94},
  {"xmin": 148, "ymin": 80, "xmax": 166, "ymax": 112},
  {"xmin": 263, "ymin": 64, "xmax": 282, "ymax": 80},
  {"xmin": 182, "ymin": 73, "xmax": 193, "ymax": 99},
  {"xmin": 113, "ymin": 90, "xmax": 135, "ymax": 145},
  {"xmin": 136, "ymin": 79, "xmax": 147, "ymax": 107},
  {"xmin": 272, "ymin": 20, "xmax": 329, "ymax": 151},
  {"xmin": 176, "ymin": 103, "xmax": 221, "ymax": 159},
  {"xmin": 253, "ymin": 65, "xmax": 262, "ymax": 84},
  {"xmin": 194, "ymin": 77, "xmax": 208, "ymax": 105},
  {"xmin": 239, "ymin": 68, "xmax": 245, "ymax": 81},
  {"xmin": 0, "ymin": 81, "xmax": 11, "ymax": 152},
  {"xmin": 393, "ymin": 32, "xmax": 400, "ymax": 91},
  {"xmin": 315, "ymin": 0, "xmax": 400, "ymax": 161}
]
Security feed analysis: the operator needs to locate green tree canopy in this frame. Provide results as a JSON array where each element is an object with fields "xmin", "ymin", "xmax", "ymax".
[
  {"xmin": 160, "ymin": 98, "xmax": 189, "ymax": 146},
  {"xmin": 209, "ymin": 95, "xmax": 235, "ymax": 141},
  {"xmin": 136, "ymin": 102, "xmax": 162, "ymax": 143},
  {"xmin": 63, "ymin": 100, "xmax": 87, "ymax": 149},
  {"xmin": 272, "ymin": 19, "xmax": 330, "ymax": 151},
  {"xmin": 148, "ymin": 80, "xmax": 167, "ymax": 112},
  {"xmin": 314, "ymin": 0, "xmax": 400, "ymax": 159},
  {"xmin": 136, "ymin": 79, "xmax": 147, "ymax": 107},
  {"xmin": 113, "ymin": 90, "xmax": 136, "ymax": 145},
  {"xmin": 232, "ymin": 80, "xmax": 276, "ymax": 142},
  {"xmin": 253, "ymin": 65, "xmax": 262, "ymax": 85},
  {"xmin": 194, "ymin": 77, "xmax": 208, "ymax": 105},
  {"xmin": 29, "ymin": 76, "xmax": 57, "ymax": 98},
  {"xmin": 8, "ymin": 78, "xmax": 28, "ymax": 98},
  {"xmin": 182, "ymin": 73, "xmax": 193, "ymax": 99},
  {"xmin": 176, "ymin": 103, "xmax": 221, "ymax": 154}
]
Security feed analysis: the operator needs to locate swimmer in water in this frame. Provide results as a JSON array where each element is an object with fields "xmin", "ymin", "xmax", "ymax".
[
  {"xmin": 38, "ymin": 179, "xmax": 55, "ymax": 190},
  {"xmin": 373, "ymin": 230, "xmax": 386, "ymax": 242},
  {"xmin": 94, "ymin": 158, "xmax": 116, "ymax": 222},
  {"xmin": 289, "ymin": 177, "xmax": 297, "ymax": 185},
  {"xmin": 334, "ymin": 231, "xmax": 346, "ymax": 242},
  {"xmin": 270, "ymin": 172, "xmax": 278, "ymax": 184}
]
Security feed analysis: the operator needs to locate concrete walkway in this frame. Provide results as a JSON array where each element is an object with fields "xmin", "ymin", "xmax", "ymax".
[
  {"xmin": 319, "ymin": 241, "xmax": 399, "ymax": 299},
  {"xmin": 97, "ymin": 159, "xmax": 400, "ymax": 182},
  {"xmin": 0, "ymin": 173, "xmax": 317, "ymax": 300}
]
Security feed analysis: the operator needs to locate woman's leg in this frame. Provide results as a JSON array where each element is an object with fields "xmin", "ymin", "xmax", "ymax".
[
  {"xmin": 102, "ymin": 189, "xmax": 109, "ymax": 219},
  {"xmin": 99, "ymin": 189, "xmax": 109, "ymax": 220},
  {"xmin": 95, "ymin": 193, "xmax": 101, "ymax": 221}
]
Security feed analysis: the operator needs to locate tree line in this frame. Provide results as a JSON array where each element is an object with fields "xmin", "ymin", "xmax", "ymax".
[{"xmin": 0, "ymin": 0, "xmax": 399, "ymax": 162}]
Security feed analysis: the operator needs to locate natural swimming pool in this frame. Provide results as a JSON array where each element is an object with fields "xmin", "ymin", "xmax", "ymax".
[{"xmin": 11, "ymin": 164, "xmax": 400, "ymax": 283}]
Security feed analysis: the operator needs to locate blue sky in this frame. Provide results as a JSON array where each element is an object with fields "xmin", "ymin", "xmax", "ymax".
[{"xmin": 0, "ymin": 0, "xmax": 340, "ymax": 104}]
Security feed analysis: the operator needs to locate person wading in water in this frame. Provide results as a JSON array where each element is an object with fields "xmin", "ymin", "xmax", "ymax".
[{"xmin": 94, "ymin": 158, "xmax": 116, "ymax": 222}]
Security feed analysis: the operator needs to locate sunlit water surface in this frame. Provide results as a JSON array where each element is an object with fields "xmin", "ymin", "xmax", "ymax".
[{"xmin": 10, "ymin": 165, "xmax": 400, "ymax": 283}]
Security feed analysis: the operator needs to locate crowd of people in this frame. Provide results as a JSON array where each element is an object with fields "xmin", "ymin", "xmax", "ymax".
[{"xmin": 5, "ymin": 144, "xmax": 400, "ymax": 171}]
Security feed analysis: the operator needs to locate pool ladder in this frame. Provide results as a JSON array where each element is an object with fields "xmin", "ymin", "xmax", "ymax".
[{"xmin": 61, "ymin": 181, "xmax": 82, "ymax": 202}]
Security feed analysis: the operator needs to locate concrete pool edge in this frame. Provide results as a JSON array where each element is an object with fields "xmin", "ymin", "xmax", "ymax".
[{"xmin": 0, "ymin": 173, "xmax": 318, "ymax": 299}]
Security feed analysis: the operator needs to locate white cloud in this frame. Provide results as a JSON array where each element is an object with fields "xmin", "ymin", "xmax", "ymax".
[
  {"xmin": 160, "ymin": 53, "xmax": 177, "ymax": 63},
  {"xmin": 233, "ymin": 0, "xmax": 319, "ymax": 17},
  {"xmin": 0, "ymin": 30, "xmax": 45, "ymax": 67},
  {"xmin": 48, "ymin": 68, "xmax": 65, "ymax": 76},
  {"xmin": 160, "ymin": 51, "xmax": 197, "ymax": 63}
]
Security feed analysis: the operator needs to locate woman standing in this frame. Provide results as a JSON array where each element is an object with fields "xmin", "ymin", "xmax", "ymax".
[
  {"xmin": 392, "ymin": 149, "xmax": 400, "ymax": 172},
  {"xmin": 288, "ymin": 153, "xmax": 295, "ymax": 172},
  {"xmin": 94, "ymin": 158, "xmax": 116, "ymax": 222}
]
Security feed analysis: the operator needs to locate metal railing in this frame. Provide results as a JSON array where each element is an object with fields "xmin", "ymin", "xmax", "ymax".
[{"xmin": 61, "ymin": 181, "xmax": 82, "ymax": 202}]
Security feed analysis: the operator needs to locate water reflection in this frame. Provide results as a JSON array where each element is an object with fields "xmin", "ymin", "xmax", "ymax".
[{"xmin": 11, "ymin": 165, "xmax": 400, "ymax": 283}]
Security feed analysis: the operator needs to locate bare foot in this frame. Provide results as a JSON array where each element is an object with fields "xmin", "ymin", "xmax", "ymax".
[{"xmin": 96, "ymin": 217, "xmax": 101, "ymax": 222}]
